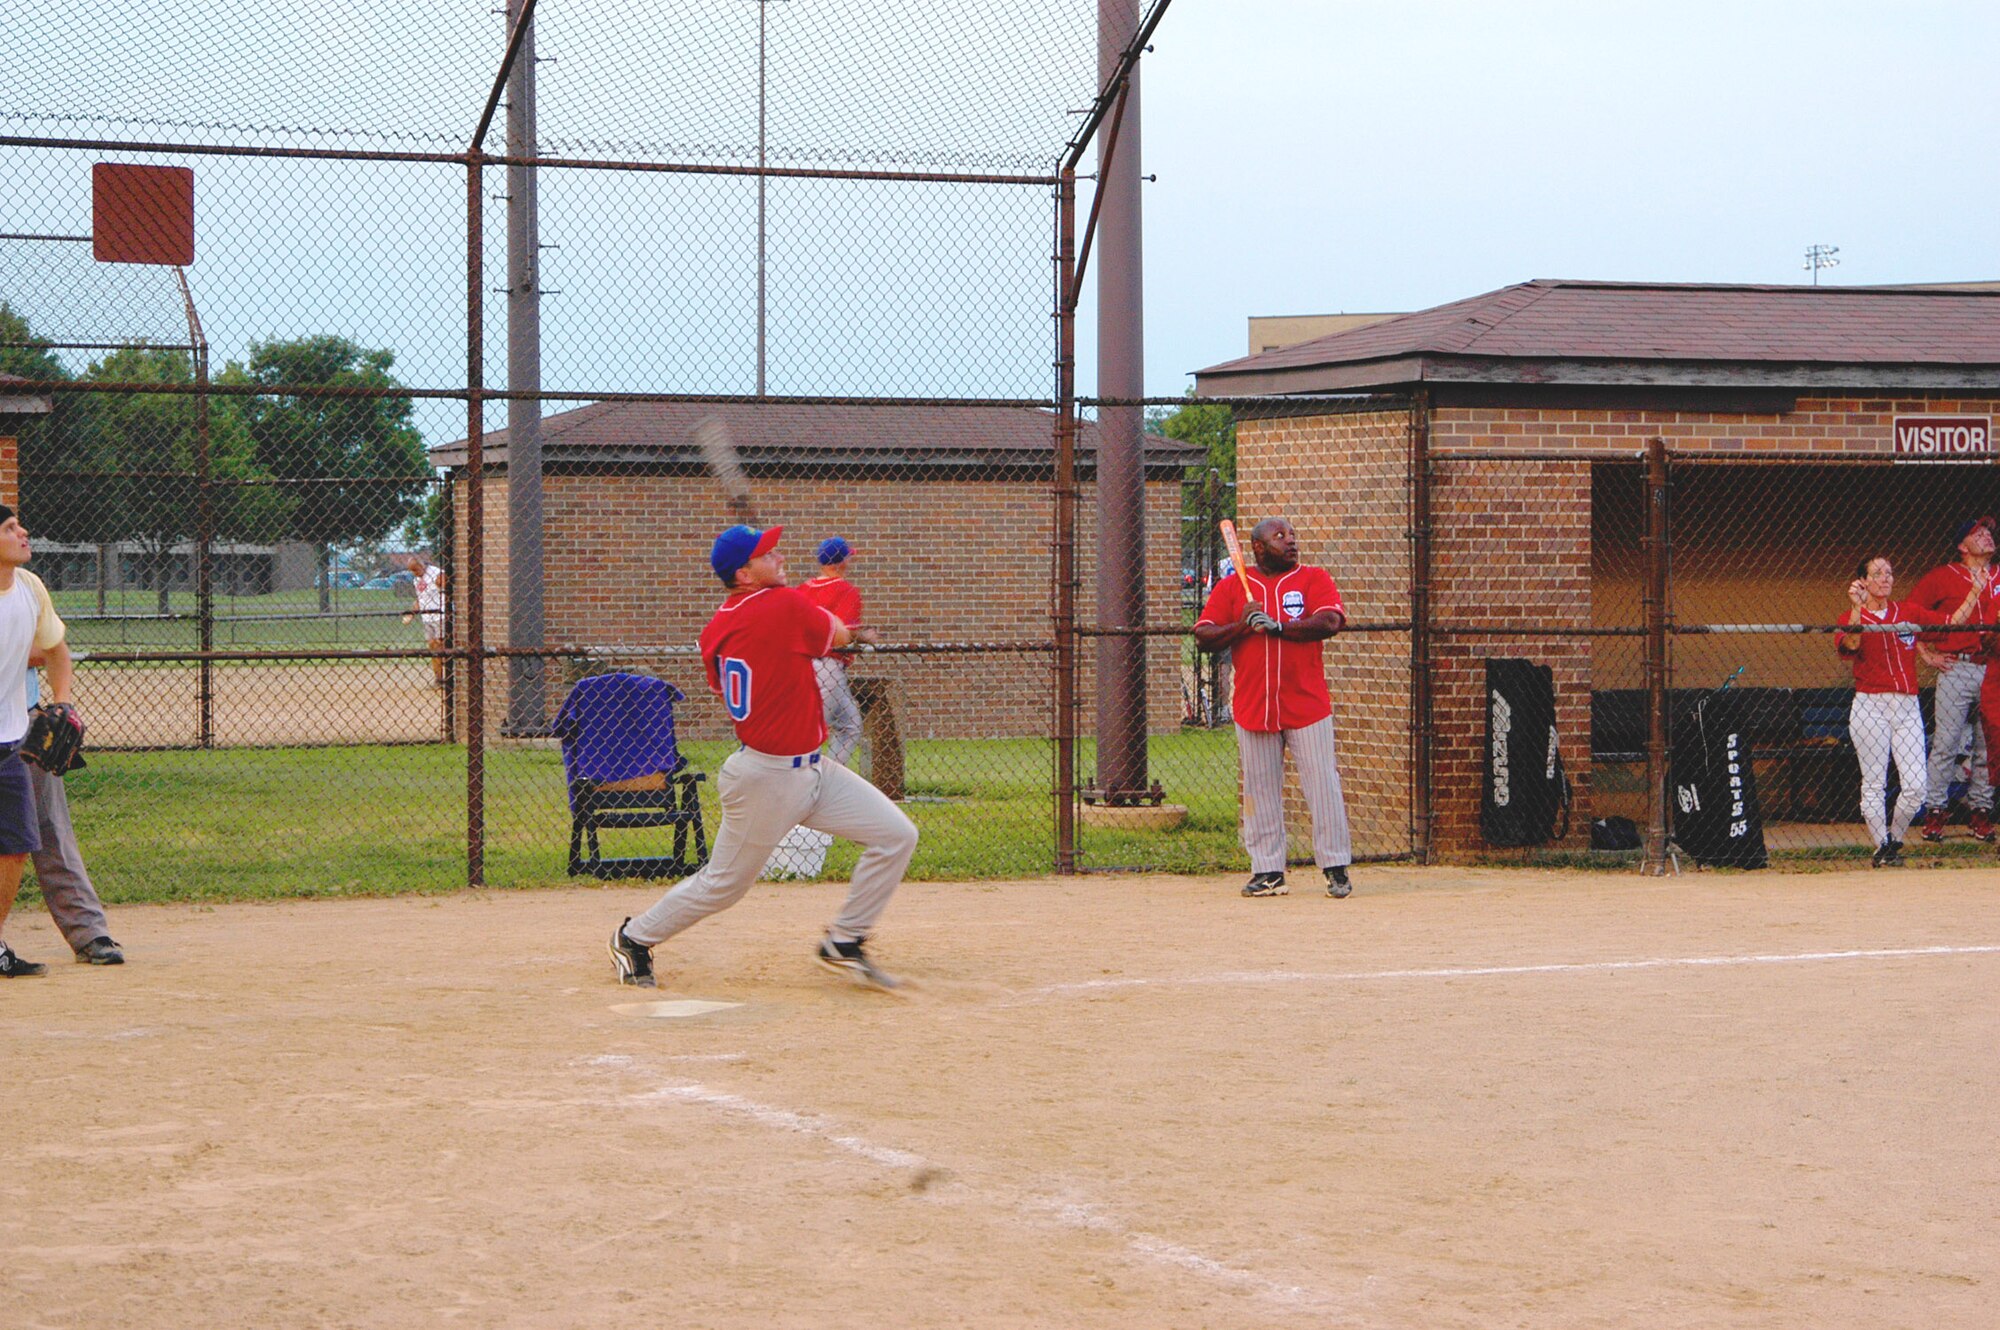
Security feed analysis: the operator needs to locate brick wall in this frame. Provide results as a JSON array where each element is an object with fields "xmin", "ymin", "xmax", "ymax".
[
  {"xmin": 1426, "ymin": 394, "xmax": 2000, "ymax": 855},
  {"xmin": 0, "ymin": 434, "xmax": 16, "ymax": 506},
  {"xmin": 451, "ymin": 469, "xmax": 1186, "ymax": 743}
]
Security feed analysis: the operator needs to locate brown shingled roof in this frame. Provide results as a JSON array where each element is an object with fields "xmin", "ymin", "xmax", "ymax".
[
  {"xmin": 1195, "ymin": 280, "xmax": 2000, "ymax": 395},
  {"xmin": 431, "ymin": 399, "xmax": 1203, "ymax": 469}
]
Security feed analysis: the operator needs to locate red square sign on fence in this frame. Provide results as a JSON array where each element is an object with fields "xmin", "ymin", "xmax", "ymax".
[{"xmin": 92, "ymin": 163, "xmax": 195, "ymax": 266}]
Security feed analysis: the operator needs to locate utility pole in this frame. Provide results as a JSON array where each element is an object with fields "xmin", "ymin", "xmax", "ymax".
[{"xmin": 1093, "ymin": 0, "xmax": 1154, "ymax": 807}]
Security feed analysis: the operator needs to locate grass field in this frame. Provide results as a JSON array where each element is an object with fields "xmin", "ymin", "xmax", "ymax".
[
  {"xmin": 24, "ymin": 731, "xmax": 1251, "ymax": 905},
  {"xmin": 56, "ymin": 586, "xmax": 417, "ymax": 651},
  {"xmin": 24, "ymin": 729, "xmax": 1985, "ymax": 910}
]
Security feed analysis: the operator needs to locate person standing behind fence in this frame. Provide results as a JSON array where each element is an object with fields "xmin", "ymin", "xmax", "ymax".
[
  {"xmin": 405, "ymin": 554, "xmax": 447, "ymax": 688},
  {"xmin": 1836, "ymin": 555, "xmax": 1985, "ymax": 867},
  {"xmin": 1909, "ymin": 514, "xmax": 1997, "ymax": 844},
  {"xmin": 799, "ymin": 537, "xmax": 864, "ymax": 765},
  {"xmin": 0, "ymin": 506, "xmax": 79, "ymax": 978},
  {"xmin": 1193, "ymin": 518, "xmax": 1354, "ymax": 899}
]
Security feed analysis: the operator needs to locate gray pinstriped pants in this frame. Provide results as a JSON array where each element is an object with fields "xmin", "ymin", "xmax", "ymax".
[{"xmin": 1236, "ymin": 716, "xmax": 1352, "ymax": 873}]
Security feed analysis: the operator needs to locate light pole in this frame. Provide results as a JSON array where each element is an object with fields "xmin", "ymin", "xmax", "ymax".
[
  {"xmin": 754, "ymin": 1, "xmax": 780, "ymax": 395},
  {"xmin": 1803, "ymin": 244, "xmax": 1840, "ymax": 286}
]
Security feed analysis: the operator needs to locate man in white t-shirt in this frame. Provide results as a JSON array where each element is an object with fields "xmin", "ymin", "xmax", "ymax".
[
  {"xmin": 405, "ymin": 554, "xmax": 447, "ymax": 687},
  {"xmin": 0, "ymin": 505, "xmax": 80, "ymax": 978}
]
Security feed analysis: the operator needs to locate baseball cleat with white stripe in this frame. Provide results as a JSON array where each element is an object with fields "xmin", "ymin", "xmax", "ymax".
[
  {"xmin": 609, "ymin": 918, "xmax": 656, "ymax": 988},
  {"xmin": 1241, "ymin": 871, "xmax": 1288, "ymax": 897},
  {"xmin": 816, "ymin": 934, "xmax": 900, "ymax": 990},
  {"xmin": 1325, "ymin": 865, "xmax": 1352, "ymax": 898}
]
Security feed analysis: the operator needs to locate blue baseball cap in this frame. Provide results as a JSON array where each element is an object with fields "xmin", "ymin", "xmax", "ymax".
[
  {"xmin": 711, "ymin": 524, "xmax": 783, "ymax": 584},
  {"xmin": 816, "ymin": 536, "xmax": 852, "ymax": 565}
]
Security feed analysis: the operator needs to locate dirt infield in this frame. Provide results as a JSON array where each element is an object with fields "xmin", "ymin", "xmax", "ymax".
[{"xmin": 5, "ymin": 866, "xmax": 1997, "ymax": 1328}]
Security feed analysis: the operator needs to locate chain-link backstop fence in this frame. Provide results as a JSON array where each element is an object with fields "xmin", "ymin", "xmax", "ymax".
[{"xmin": 8, "ymin": 4, "xmax": 1998, "ymax": 905}]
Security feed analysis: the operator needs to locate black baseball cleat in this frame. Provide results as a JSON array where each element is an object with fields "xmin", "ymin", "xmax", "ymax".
[
  {"xmin": 1325, "ymin": 866, "xmax": 1352, "ymax": 899},
  {"xmin": 1241, "ymin": 871, "xmax": 1288, "ymax": 897},
  {"xmin": 75, "ymin": 937, "xmax": 124, "ymax": 965},
  {"xmin": 1871, "ymin": 839, "xmax": 1905, "ymax": 869},
  {"xmin": 0, "ymin": 941, "xmax": 48, "ymax": 978},
  {"xmin": 816, "ymin": 934, "xmax": 900, "ymax": 990},
  {"xmin": 608, "ymin": 918, "xmax": 656, "ymax": 988}
]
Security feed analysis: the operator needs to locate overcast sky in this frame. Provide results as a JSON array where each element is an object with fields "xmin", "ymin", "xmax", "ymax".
[
  {"xmin": 9, "ymin": 0, "xmax": 1997, "ymax": 412},
  {"xmin": 1136, "ymin": 0, "xmax": 2000, "ymax": 392}
]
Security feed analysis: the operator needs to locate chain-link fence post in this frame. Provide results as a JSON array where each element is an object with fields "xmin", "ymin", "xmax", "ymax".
[
  {"xmin": 463, "ymin": 156, "xmax": 488, "ymax": 889},
  {"xmin": 1643, "ymin": 434, "xmax": 1671, "ymax": 874},
  {"xmin": 1409, "ymin": 388, "xmax": 1433, "ymax": 862},
  {"xmin": 1052, "ymin": 168, "xmax": 1079, "ymax": 874}
]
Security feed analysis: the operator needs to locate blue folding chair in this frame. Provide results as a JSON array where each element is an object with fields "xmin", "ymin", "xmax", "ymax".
[{"xmin": 553, "ymin": 672, "xmax": 709, "ymax": 879}]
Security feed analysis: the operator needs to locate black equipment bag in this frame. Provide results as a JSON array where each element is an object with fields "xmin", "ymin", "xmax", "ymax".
[
  {"xmin": 1481, "ymin": 658, "xmax": 1572, "ymax": 847},
  {"xmin": 1669, "ymin": 688, "xmax": 1768, "ymax": 869}
]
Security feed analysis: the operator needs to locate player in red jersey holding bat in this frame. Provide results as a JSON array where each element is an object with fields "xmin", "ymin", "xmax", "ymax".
[
  {"xmin": 609, "ymin": 524, "xmax": 918, "ymax": 991},
  {"xmin": 1195, "ymin": 517, "xmax": 1355, "ymax": 899}
]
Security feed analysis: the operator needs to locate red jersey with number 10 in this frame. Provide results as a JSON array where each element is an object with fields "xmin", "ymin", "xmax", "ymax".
[
  {"xmin": 699, "ymin": 585, "xmax": 841, "ymax": 756},
  {"xmin": 1197, "ymin": 563, "xmax": 1345, "ymax": 732}
]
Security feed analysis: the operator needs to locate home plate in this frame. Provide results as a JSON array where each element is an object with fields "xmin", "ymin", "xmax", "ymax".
[{"xmin": 611, "ymin": 999, "xmax": 742, "ymax": 1019}]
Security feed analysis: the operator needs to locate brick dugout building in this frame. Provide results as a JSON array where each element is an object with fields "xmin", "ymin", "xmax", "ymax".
[
  {"xmin": 434, "ymin": 400, "xmax": 1199, "ymax": 742},
  {"xmin": 1197, "ymin": 280, "xmax": 2000, "ymax": 858}
]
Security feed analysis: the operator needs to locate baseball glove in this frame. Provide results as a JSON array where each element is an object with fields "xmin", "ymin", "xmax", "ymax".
[{"xmin": 20, "ymin": 701, "xmax": 86, "ymax": 776}]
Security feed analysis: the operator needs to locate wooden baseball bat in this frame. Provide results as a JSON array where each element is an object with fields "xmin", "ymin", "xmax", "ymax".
[
  {"xmin": 1218, "ymin": 519, "xmax": 1254, "ymax": 600},
  {"xmin": 695, "ymin": 416, "xmax": 759, "ymax": 524}
]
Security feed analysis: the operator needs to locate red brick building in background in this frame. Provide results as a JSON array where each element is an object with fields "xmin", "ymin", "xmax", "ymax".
[
  {"xmin": 433, "ymin": 401, "xmax": 1200, "ymax": 742},
  {"xmin": 1198, "ymin": 280, "xmax": 2000, "ymax": 858}
]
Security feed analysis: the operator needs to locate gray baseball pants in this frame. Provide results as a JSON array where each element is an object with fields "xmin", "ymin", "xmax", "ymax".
[
  {"xmin": 1236, "ymin": 715, "xmax": 1353, "ymax": 873},
  {"xmin": 626, "ymin": 747, "xmax": 917, "ymax": 948},
  {"xmin": 813, "ymin": 658, "xmax": 863, "ymax": 765},
  {"xmin": 26, "ymin": 762, "xmax": 111, "ymax": 951},
  {"xmin": 1924, "ymin": 658, "xmax": 1992, "ymax": 812}
]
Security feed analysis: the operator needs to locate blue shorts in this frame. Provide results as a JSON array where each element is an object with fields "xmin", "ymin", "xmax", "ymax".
[{"xmin": 0, "ymin": 747, "xmax": 43, "ymax": 856}]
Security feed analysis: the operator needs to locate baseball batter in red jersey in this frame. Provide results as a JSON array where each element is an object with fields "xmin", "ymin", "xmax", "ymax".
[
  {"xmin": 609, "ymin": 524, "xmax": 918, "ymax": 991},
  {"xmin": 1194, "ymin": 517, "xmax": 1354, "ymax": 898}
]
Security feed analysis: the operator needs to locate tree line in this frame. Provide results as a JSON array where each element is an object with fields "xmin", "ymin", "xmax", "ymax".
[{"xmin": 0, "ymin": 303, "xmax": 434, "ymax": 611}]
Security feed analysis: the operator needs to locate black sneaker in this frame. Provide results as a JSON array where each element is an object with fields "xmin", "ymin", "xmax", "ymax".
[
  {"xmin": 608, "ymin": 919, "xmax": 656, "ymax": 988},
  {"xmin": 1241, "ymin": 871, "xmax": 1288, "ymax": 897},
  {"xmin": 75, "ymin": 937, "xmax": 124, "ymax": 966},
  {"xmin": 1325, "ymin": 865, "xmax": 1352, "ymax": 899},
  {"xmin": 816, "ymin": 935, "xmax": 900, "ymax": 990},
  {"xmin": 1871, "ymin": 839, "xmax": 1906, "ymax": 868},
  {"xmin": 0, "ymin": 941, "xmax": 48, "ymax": 978}
]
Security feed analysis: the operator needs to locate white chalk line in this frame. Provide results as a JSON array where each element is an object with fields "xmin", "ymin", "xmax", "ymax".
[
  {"xmin": 1017, "ymin": 943, "xmax": 2000, "ymax": 1001},
  {"xmin": 584, "ymin": 1055, "xmax": 1355, "ymax": 1318}
]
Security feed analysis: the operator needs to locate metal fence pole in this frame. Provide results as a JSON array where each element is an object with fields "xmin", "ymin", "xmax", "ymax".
[
  {"xmin": 1053, "ymin": 169, "xmax": 1079, "ymax": 874},
  {"xmin": 174, "ymin": 268, "xmax": 214, "ymax": 748},
  {"xmin": 1409, "ymin": 389, "xmax": 1433, "ymax": 862},
  {"xmin": 1643, "ymin": 434, "xmax": 1671, "ymax": 874},
  {"xmin": 464, "ymin": 157, "xmax": 487, "ymax": 889}
]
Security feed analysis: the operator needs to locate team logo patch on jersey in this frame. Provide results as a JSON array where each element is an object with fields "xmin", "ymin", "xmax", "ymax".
[
  {"xmin": 1281, "ymin": 589, "xmax": 1306, "ymax": 620},
  {"xmin": 1894, "ymin": 622, "xmax": 1918, "ymax": 648}
]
